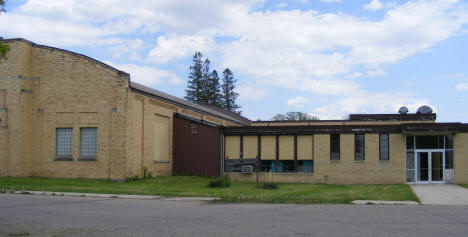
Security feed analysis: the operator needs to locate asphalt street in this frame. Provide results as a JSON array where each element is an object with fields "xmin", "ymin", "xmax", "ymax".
[{"xmin": 1, "ymin": 194, "xmax": 467, "ymax": 237}]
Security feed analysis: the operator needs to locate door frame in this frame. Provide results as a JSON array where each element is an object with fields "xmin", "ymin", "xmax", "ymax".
[{"xmin": 414, "ymin": 149, "xmax": 445, "ymax": 184}]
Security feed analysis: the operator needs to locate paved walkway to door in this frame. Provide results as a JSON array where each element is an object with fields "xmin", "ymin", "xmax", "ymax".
[{"xmin": 411, "ymin": 184, "xmax": 468, "ymax": 205}]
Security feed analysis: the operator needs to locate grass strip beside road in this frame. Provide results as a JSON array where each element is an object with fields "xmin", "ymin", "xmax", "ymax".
[{"xmin": 0, "ymin": 176, "xmax": 418, "ymax": 204}]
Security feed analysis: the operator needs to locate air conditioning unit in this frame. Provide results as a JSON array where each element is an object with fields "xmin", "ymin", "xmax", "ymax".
[{"xmin": 241, "ymin": 165, "xmax": 254, "ymax": 174}]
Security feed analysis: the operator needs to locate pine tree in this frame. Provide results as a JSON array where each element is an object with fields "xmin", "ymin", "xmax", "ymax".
[
  {"xmin": 206, "ymin": 70, "xmax": 221, "ymax": 106},
  {"xmin": 221, "ymin": 68, "xmax": 240, "ymax": 113},
  {"xmin": 185, "ymin": 52, "xmax": 203, "ymax": 103},
  {"xmin": 199, "ymin": 58, "xmax": 211, "ymax": 103}
]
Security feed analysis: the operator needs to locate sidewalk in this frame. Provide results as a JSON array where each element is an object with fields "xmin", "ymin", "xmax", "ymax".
[
  {"xmin": 411, "ymin": 184, "xmax": 468, "ymax": 205},
  {"xmin": 2, "ymin": 190, "xmax": 221, "ymax": 202}
]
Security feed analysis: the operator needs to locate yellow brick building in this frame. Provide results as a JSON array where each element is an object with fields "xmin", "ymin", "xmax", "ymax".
[
  {"xmin": 0, "ymin": 38, "xmax": 249, "ymax": 180},
  {"xmin": 1, "ymin": 38, "xmax": 467, "ymax": 184}
]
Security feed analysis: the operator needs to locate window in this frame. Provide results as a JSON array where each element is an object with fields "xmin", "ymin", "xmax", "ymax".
[
  {"xmin": 297, "ymin": 160, "xmax": 313, "ymax": 173},
  {"xmin": 280, "ymin": 160, "xmax": 295, "ymax": 172},
  {"xmin": 80, "ymin": 127, "xmax": 97, "ymax": 159},
  {"xmin": 379, "ymin": 134, "xmax": 389, "ymax": 160},
  {"xmin": 260, "ymin": 160, "xmax": 275, "ymax": 172},
  {"xmin": 355, "ymin": 134, "xmax": 365, "ymax": 161},
  {"xmin": 330, "ymin": 134, "xmax": 340, "ymax": 160},
  {"xmin": 415, "ymin": 136, "xmax": 444, "ymax": 149},
  {"xmin": 56, "ymin": 128, "xmax": 73, "ymax": 159},
  {"xmin": 445, "ymin": 150, "xmax": 454, "ymax": 169}
]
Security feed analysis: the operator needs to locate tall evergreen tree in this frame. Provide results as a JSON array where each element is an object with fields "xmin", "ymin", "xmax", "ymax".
[
  {"xmin": 221, "ymin": 68, "xmax": 240, "ymax": 113},
  {"xmin": 185, "ymin": 52, "xmax": 203, "ymax": 102},
  {"xmin": 199, "ymin": 58, "xmax": 211, "ymax": 103},
  {"xmin": 206, "ymin": 70, "xmax": 221, "ymax": 106}
]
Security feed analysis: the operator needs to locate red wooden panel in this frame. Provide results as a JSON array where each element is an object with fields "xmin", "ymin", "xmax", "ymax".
[{"xmin": 173, "ymin": 116, "xmax": 220, "ymax": 176}]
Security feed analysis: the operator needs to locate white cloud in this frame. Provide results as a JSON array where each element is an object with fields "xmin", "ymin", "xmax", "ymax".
[
  {"xmin": 363, "ymin": 0, "xmax": 383, "ymax": 11},
  {"xmin": 286, "ymin": 96, "xmax": 309, "ymax": 109},
  {"xmin": 276, "ymin": 2, "xmax": 288, "ymax": 8},
  {"xmin": 364, "ymin": 0, "xmax": 398, "ymax": 11},
  {"xmin": 105, "ymin": 62, "xmax": 183, "ymax": 87},
  {"xmin": 108, "ymin": 39, "xmax": 144, "ymax": 61},
  {"xmin": 367, "ymin": 68, "xmax": 386, "ymax": 76},
  {"xmin": 220, "ymin": 0, "xmax": 468, "ymax": 101},
  {"xmin": 456, "ymin": 83, "xmax": 468, "ymax": 91},
  {"xmin": 312, "ymin": 91, "xmax": 433, "ymax": 119},
  {"xmin": 147, "ymin": 35, "xmax": 217, "ymax": 64},
  {"xmin": 2, "ymin": 0, "xmax": 467, "ymax": 118}
]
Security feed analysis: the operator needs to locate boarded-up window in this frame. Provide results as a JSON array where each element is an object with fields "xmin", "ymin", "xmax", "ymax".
[
  {"xmin": 261, "ymin": 136, "xmax": 275, "ymax": 160},
  {"xmin": 225, "ymin": 136, "xmax": 240, "ymax": 159},
  {"xmin": 297, "ymin": 135, "xmax": 313, "ymax": 160},
  {"xmin": 243, "ymin": 136, "xmax": 258, "ymax": 159},
  {"xmin": 279, "ymin": 136, "xmax": 294, "ymax": 160},
  {"xmin": 153, "ymin": 114, "xmax": 170, "ymax": 161}
]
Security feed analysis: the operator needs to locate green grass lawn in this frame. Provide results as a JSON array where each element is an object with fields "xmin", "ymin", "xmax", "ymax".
[
  {"xmin": 0, "ymin": 176, "xmax": 418, "ymax": 204},
  {"xmin": 460, "ymin": 184, "xmax": 468, "ymax": 189}
]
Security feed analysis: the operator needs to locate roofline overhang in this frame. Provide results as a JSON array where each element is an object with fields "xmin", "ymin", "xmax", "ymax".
[
  {"xmin": 222, "ymin": 123, "xmax": 466, "ymax": 136},
  {"xmin": 130, "ymin": 87, "xmax": 249, "ymax": 126}
]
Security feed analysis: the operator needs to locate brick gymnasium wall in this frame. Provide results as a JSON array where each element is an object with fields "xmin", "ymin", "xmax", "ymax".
[
  {"xmin": 0, "ymin": 40, "xmax": 239, "ymax": 180},
  {"xmin": 0, "ymin": 40, "xmax": 129, "ymax": 179}
]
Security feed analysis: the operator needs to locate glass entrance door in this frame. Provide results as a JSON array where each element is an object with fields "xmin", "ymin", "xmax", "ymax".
[
  {"xmin": 417, "ymin": 152, "xmax": 429, "ymax": 181},
  {"xmin": 431, "ymin": 152, "xmax": 443, "ymax": 182},
  {"xmin": 416, "ymin": 151, "xmax": 445, "ymax": 183}
]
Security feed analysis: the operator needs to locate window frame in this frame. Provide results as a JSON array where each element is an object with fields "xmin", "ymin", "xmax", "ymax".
[
  {"xmin": 379, "ymin": 133, "xmax": 390, "ymax": 161},
  {"xmin": 354, "ymin": 134, "xmax": 365, "ymax": 161},
  {"xmin": 79, "ymin": 127, "xmax": 98, "ymax": 161},
  {"xmin": 330, "ymin": 133, "xmax": 340, "ymax": 161},
  {"xmin": 55, "ymin": 127, "xmax": 73, "ymax": 161}
]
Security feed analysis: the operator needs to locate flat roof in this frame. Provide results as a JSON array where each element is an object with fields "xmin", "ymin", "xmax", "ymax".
[{"xmin": 222, "ymin": 123, "xmax": 466, "ymax": 135}]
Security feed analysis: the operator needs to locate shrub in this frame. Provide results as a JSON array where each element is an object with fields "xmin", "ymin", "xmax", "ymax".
[
  {"xmin": 263, "ymin": 182, "xmax": 278, "ymax": 189},
  {"xmin": 207, "ymin": 176, "xmax": 230, "ymax": 188}
]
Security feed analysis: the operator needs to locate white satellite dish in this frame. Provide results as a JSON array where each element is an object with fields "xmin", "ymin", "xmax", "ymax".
[
  {"xmin": 416, "ymin": 105, "xmax": 433, "ymax": 114},
  {"xmin": 398, "ymin": 106, "xmax": 409, "ymax": 114}
]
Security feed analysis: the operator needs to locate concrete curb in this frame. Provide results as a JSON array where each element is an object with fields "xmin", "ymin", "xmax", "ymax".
[
  {"xmin": 1, "ymin": 190, "xmax": 221, "ymax": 202},
  {"xmin": 352, "ymin": 200, "xmax": 419, "ymax": 205}
]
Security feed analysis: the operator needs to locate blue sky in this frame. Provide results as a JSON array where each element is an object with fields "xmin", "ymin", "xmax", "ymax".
[{"xmin": 1, "ymin": 0, "xmax": 467, "ymax": 121}]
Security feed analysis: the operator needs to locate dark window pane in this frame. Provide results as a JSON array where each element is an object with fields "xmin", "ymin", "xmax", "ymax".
[
  {"xmin": 297, "ymin": 160, "xmax": 313, "ymax": 173},
  {"xmin": 355, "ymin": 134, "xmax": 365, "ymax": 160},
  {"xmin": 406, "ymin": 136, "xmax": 414, "ymax": 150},
  {"xmin": 379, "ymin": 134, "xmax": 389, "ymax": 160},
  {"xmin": 445, "ymin": 150, "xmax": 454, "ymax": 169},
  {"xmin": 415, "ymin": 136, "xmax": 444, "ymax": 149},
  {"xmin": 406, "ymin": 151, "xmax": 415, "ymax": 169},
  {"xmin": 280, "ymin": 160, "xmax": 295, "ymax": 172},
  {"xmin": 260, "ymin": 160, "xmax": 275, "ymax": 172},
  {"xmin": 330, "ymin": 134, "xmax": 340, "ymax": 160},
  {"xmin": 445, "ymin": 135, "xmax": 453, "ymax": 149}
]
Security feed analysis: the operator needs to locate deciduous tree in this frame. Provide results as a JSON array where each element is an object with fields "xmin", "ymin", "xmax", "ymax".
[{"xmin": 272, "ymin": 112, "xmax": 319, "ymax": 121}]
